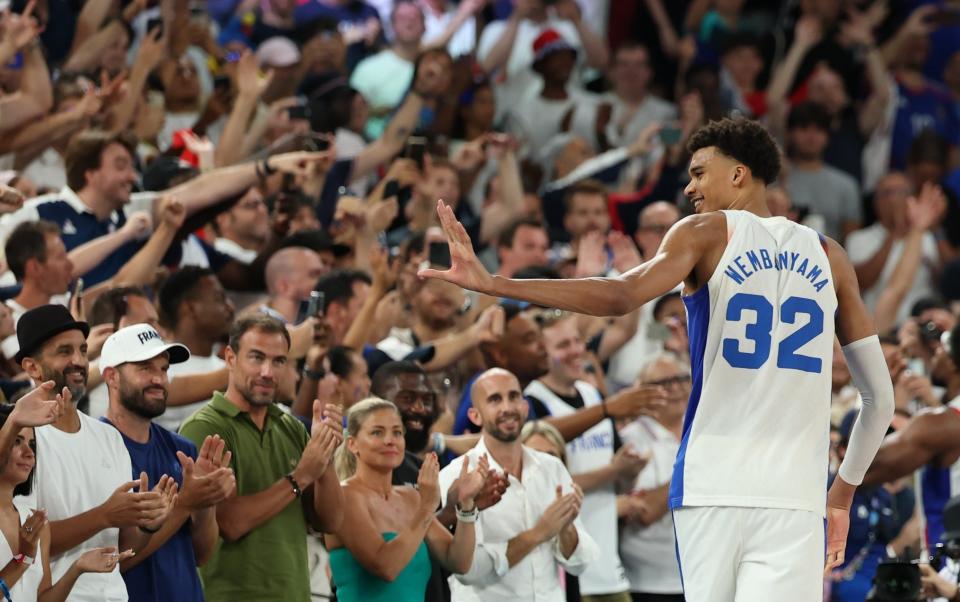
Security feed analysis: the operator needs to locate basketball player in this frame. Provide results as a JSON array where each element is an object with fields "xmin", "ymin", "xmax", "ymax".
[
  {"xmin": 861, "ymin": 322, "xmax": 960, "ymax": 548},
  {"xmin": 419, "ymin": 118, "xmax": 895, "ymax": 601}
]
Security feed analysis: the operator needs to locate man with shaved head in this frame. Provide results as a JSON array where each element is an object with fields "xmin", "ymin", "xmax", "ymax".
[
  {"xmin": 261, "ymin": 247, "xmax": 329, "ymax": 324},
  {"xmin": 438, "ymin": 367, "xmax": 598, "ymax": 601}
]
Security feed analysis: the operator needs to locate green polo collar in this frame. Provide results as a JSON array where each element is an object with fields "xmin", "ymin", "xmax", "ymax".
[{"xmin": 210, "ymin": 391, "xmax": 285, "ymax": 422}]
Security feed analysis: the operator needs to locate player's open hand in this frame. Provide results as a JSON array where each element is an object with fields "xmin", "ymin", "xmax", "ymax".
[
  {"xmin": 824, "ymin": 504, "xmax": 850, "ymax": 575},
  {"xmin": 418, "ymin": 200, "xmax": 493, "ymax": 295}
]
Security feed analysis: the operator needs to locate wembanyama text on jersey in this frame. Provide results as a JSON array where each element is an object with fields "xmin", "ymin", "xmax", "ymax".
[{"xmin": 670, "ymin": 210, "xmax": 838, "ymax": 516}]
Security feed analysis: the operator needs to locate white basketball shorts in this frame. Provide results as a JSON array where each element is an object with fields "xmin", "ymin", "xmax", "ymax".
[{"xmin": 672, "ymin": 506, "xmax": 825, "ymax": 602}]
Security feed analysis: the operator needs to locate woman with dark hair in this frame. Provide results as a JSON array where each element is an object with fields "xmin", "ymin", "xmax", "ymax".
[{"xmin": 0, "ymin": 393, "xmax": 129, "ymax": 601}]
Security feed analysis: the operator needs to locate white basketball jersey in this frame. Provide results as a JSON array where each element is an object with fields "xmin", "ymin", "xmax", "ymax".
[{"xmin": 669, "ymin": 211, "xmax": 838, "ymax": 516}]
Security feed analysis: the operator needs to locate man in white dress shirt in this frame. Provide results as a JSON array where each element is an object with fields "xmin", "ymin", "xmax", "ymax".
[{"xmin": 439, "ymin": 367, "xmax": 599, "ymax": 601}]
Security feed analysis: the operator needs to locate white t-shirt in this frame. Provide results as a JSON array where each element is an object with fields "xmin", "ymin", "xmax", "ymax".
[
  {"xmin": 507, "ymin": 87, "xmax": 598, "ymax": 158},
  {"xmin": 602, "ymin": 93, "xmax": 677, "ymax": 149},
  {"xmin": 154, "ymin": 354, "xmax": 226, "ymax": 432},
  {"xmin": 20, "ymin": 413, "xmax": 132, "ymax": 601},
  {"xmin": 618, "ymin": 416, "xmax": 683, "ymax": 594},
  {"xmin": 845, "ymin": 223, "xmax": 939, "ymax": 325},
  {"xmin": 422, "ymin": 7, "xmax": 477, "ymax": 57},
  {"xmin": 213, "ymin": 237, "xmax": 257, "ymax": 265},
  {"xmin": 476, "ymin": 18, "xmax": 584, "ymax": 122},
  {"xmin": 349, "ymin": 49, "xmax": 414, "ymax": 140}
]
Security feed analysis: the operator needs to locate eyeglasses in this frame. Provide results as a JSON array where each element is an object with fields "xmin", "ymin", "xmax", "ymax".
[
  {"xmin": 638, "ymin": 224, "xmax": 673, "ymax": 235},
  {"xmin": 645, "ymin": 374, "xmax": 692, "ymax": 388}
]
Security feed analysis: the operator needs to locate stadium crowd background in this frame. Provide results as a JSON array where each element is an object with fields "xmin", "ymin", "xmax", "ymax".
[{"xmin": 0, "ymin": 0, "xmax": 958, "ymax": 601}]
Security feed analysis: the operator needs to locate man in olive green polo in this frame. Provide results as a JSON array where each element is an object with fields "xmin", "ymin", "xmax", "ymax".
[{"xmin": 180, "ymin": 314, "xmax": 343, "ymax": 602}]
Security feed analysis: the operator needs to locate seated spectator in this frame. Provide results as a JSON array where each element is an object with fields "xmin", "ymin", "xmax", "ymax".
[
  {"xmin": 179, "ymin": 314, "xmax": 344, "ymax": 601},
  {"xmin": 327, "ymin": 397, "xmax": 485, "ymax": 601},
  {"xmin": 438, "ymin": 367, "xmax": 599, "ymax": 600},
  {"xmin": 783, "ymin": 101, "xmax": 861, "ymax": 242}
]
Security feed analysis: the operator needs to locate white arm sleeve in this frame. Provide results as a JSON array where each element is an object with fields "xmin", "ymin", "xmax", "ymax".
[{"xmin": 837, "ymin": 335, "xmax": 895, "ymax": 485}]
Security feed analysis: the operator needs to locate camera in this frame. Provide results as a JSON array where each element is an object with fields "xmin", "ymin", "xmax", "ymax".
[
  {"xmin": 920, "ymin": 320, "xmax": 944, "ymax": 343},
  {"xmin": 865, "ymin": 562, "xmax": 921, "ymax": 601}
]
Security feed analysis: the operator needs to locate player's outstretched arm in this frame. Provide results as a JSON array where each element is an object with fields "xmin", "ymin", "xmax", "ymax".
[
  {"xmin": 419, "ymin": 200, "xmax": 705, "ymax": 316},
  {"xmin": 824, "ymin": 238, "xmax": 895, "ymax": 573}
]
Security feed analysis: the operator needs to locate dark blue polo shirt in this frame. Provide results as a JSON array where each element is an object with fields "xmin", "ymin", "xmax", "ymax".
[
  {"xmin": 0, "ymin": 188, "xmax": 160, "ymax": 286},
  {"xmin": 101, "ymin": 418, "xmax": 205, "ymax": 602}
]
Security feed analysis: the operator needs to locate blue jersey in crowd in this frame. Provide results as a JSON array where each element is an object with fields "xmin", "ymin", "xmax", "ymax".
[{"xmin": 101, "ymin": 419, "xmax": 205, "ymax": 602}]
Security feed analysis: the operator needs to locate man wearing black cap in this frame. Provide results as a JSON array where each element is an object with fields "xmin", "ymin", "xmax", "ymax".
[
  {"xmin": 863, "ymin": 323, "xmax": 960, "ymax": 549},
  {"xmin": 16, "ymin": 304, "xmax": 177, "ymax": 602},
  {"xmin": 99, "ymin": 323, "xmax": 236, "ymax": 602}
]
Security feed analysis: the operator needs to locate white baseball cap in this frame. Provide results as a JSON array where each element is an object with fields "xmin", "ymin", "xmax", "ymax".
[{"xmin": 99, "ymin": 324, "xmax": 190, "ymax": 375}]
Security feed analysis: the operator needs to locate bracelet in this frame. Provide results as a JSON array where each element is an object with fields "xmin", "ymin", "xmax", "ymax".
[
  {"xmin": 286, "ymin": 473, "xmax": 303, "ymax": 498},
  {"xmin": 432, "ymin": 432, "xmax": 446, "ymax": 455},
  {"xmin": 303, "ymin": 367, "xmax": 326, "ymax": 381},
  {"xmin": 455, "ymin": 503, "xmax": 478, "ymax": 523},
  {"xmin": 138, "ymin": 524, "xmax": 160, "ymax": 534},
  {"xmin": 0, "ymin": 577, "xmax": 10, "ymax": 601},
  {"xmin": 260, "ymin": 158, "xmax": 276, "ymax": 176},
  {"xmin": 13, "ymin": 552, "xmax": 34, "ymax": 566}
]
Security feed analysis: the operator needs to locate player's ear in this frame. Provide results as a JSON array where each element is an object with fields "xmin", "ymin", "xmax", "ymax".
[{"xmin": 732, "ymin": 165, "xmax": 747, "ymax": 187}]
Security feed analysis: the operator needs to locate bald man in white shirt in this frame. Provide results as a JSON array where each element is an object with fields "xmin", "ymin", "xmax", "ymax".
[{"xmin": 439, "ymin": 368, "xmax": 599, "ymax": 601}]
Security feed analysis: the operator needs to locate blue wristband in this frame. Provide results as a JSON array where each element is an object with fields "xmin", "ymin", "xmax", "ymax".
[{"xmin": 0, "ymin": 576, "xmax": 12, "ymax": 601}]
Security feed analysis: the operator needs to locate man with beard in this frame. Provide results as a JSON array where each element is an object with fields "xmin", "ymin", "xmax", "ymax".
[
  {"xmin": 862, "ymin": 322, "xmax": 960, "ymax": 547},
  {"xmin": 99, "ymin": 324, "xmax": 237, "ymax": 601},
  {"xmin": 156, "ymin": 267, "xmax": 236, "ymax": 432},
  {"xmin": 453, "ymin": 303, "xmax": 664, "ymax": 440},
  {"xmin": 15, "ymin": 304, "xmax": 177, "ymax": 602},
  {"xmin": 179, "ymin": 314, "xmax": 343, "ymax": 601},
  {"xmin": 438, "ymin": 367, "xmax": 599, "ymax": 601}
]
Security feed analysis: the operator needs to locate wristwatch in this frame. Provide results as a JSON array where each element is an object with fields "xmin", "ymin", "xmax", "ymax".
[{"xmin": 13, "ymin": 553, "xmax": 33, "ymax": 566}]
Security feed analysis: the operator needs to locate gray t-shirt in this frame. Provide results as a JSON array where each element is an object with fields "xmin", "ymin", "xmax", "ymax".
[{"xmin": 786, "ymin": 163, "xmax": 862, "ymax": 240}]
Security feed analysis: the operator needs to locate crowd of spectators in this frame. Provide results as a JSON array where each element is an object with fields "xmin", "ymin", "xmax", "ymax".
[{"xmin": 0, "ymin": 0, "xmax": 958, "ymax": 601}]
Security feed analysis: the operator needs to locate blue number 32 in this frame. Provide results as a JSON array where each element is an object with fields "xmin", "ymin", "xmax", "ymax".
[{"xmin": 721, "ymin": 293, "xmax": 824, "ymax": 373}]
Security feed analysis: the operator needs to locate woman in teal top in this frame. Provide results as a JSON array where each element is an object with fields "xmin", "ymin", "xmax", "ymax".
[{"xmin": 326, "ymin": 398, "xmax": 488, "ymax": 602}]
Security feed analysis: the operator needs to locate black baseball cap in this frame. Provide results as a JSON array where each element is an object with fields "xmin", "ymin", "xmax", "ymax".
[{"xmin": 15, "ymin": 304, "xmax": 90, "ymax": 363}]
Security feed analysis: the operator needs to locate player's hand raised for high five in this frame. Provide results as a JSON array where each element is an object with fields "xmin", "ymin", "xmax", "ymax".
[{"xmin": 418, "ymin": 200, "xmax": 494, "ymax": 295}]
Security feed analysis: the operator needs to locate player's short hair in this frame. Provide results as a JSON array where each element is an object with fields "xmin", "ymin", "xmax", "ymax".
[{"xmin": 687, "ymin": 118, "xmax": 781, "ymax": 185}]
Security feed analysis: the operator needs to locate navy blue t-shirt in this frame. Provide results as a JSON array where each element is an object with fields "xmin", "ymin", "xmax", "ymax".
[{"xmin": 101, "ymin": 419, "xmax": 204, "ymax": 602}]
